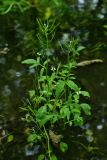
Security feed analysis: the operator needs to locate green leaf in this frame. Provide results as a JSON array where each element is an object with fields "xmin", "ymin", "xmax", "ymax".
[
  {"xmin": 73, "ymin": 94, "xmax": 79, "ymax": 104},
  {"xmin": 40, "ymin": 67, "xmax": 45, "ymax": 77},
  {"xmin": 22, "ymin": 59, "xmax": 37, "ymax": 64},
  {"xmin": 80, "ymin": 103, "xmax": 91, "ymax": 115},
  {"xmin": 29, "ymin": 90, "xmax": 35, "ymax": 98},
  {"xmin": 60, "ymin": 142, "xmax": 68, "ymax": 153},
  {"xmin": 60, "ymin": 106, "xmax": 70, "ymax": 120},
  {"xmin": 66, "ymin": 80, "xmax": 79, "ymax": 92},
  {"xmin": 27, "ymin": 133, "xmax": 41, "ymax": 142},
  {"xmin": 51, "ymin": 155, "xmax": 57, "ymax": 160},
  {"xmin": 55, "ymin": 80, "xmax": 65, "ymax": 98},
  {"xmin": 22, "ymin": 59, "xmax": 40, "ymax": 67},
  {"xmin": 103, "ymin": 25, "xmax": 107, "ymax": 29},
  {"xmin": 80, "ymin": 91, "xmax": 90, "ymax": 97},
  {"xmin": 77, "ymin": 46, "xmax": 85, "ymax": 52},
  {"xmin": 38, "ymin": 97, "xmax": 47, "ymax": 102},
  {"xmin": 69, "ymin": 121, "xmax": 72, "ymax": 126},
  {"xmin": 7, "ymin": 135, "xmax": 14, "ymax": 142},
  {"xmin": 37, "ymin": 114, "xmax": 53, "ymax": 127},
  {"xmin": 36, "ymin": 106, "xmax": 53, "ymax": 126},
  {"xmin": 39, "ymin": 76, "xmax": 47, "ymax": 82},
  {"xmin": 51, "ymin": 114, "xmax": 59, "ymax": 123},
  {"xmin": 37, "ymin": 154, "xmax": 45, "ymax": 160},
  {"xmin": 74, "ymin": 114, "xmax": 83, "ymax": 126}
]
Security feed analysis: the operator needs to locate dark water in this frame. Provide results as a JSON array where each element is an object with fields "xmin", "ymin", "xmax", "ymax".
[
  {"xmin": 1, "ymin": 0, "xmax": 107, "ymax": 160},
  {"xmin": 77, "ymin": 57, "xmax": 107, "ymax": 156}
]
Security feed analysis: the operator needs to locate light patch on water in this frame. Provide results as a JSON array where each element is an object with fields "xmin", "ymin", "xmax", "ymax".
[
  {"xmin": 78, "ymin": 0, "xmax": 85, "ymax": 4},
  {"xmin": 2, "ymin": 85, "xmax": 11, "ymax": 97},
  {"xmin": 97, "ymin": 124, "xmax": 103, "ymax": 130},
  {"xmin": 92, "ymin": 0, "xmax": 98, "ymax": 3},
  {"xmin": 1, "ymin": 129, "xmax": 6, "ymax": 136},
  {"xmin": 77, "ymin": 0, "xmax": 84, "ymax": 11},
  {"xmin": 16, "ymin": 71, "xmax": 22, "ymax": 77},
  {"xmin": 102, "ymin": 103, "xmax": 107, "ymax": 108},
  {"xmin": 29, "ymin": 68, "xmax": 35, "ymax": 74},
  {"xmin": 8, "ymin": 69, "xmax": 16, "ymax": 78},
  {"xmin": 101, "ymin": 118, "xmax": 105, "ymax": 123},
  {"xmin": 0, "ymin": 57, "xmax": 6, "ymax": 64},
  {"xmin": 86, "ymin": 129, "xmax": 94, "ymax": 142},
  {"xmin": 14, "ymin": 79, "xmax": 20, "ymax": 87},
  {"xmin": 97, "ymin": 14, "xmax": 104, "ymax": 19},
  {"xmin": 100, "ymin": 82, "xmax": 105, "ymax": 87},
  {"xmin": 59, "ymin": 33, "xmax": 69, "ymax": 44},
  {"xmin": 0, "ymin": 47, "xmax": 9, "ymax": 55},
  {"xmin": 86, "ymin": 136, "xmax": 94, "ymax": 142},
  {"xmin": 81, "ymin": 123, "xmax": 90, "ymax": 129},
  {"xmin": 17, "ymin": 55, "xmax": 22, "ymax": 62},
  {"xmin": 25, "ymin": 145, "xmax": 40, "ymax": 156}
]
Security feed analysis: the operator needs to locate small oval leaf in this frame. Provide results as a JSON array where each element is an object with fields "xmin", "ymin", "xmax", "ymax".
[{"xmin": 60, "ymin": 142, "xmax": 68, "ymax": 153}]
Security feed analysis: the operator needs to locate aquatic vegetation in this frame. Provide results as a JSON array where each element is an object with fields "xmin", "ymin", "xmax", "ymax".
[{"xmin": 21, "ymin": 20, "xmax": 91, "ymax": 159}]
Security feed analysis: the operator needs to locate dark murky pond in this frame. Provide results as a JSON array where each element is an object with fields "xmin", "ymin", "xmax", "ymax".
[{"xmin": 1, "ymin": 0, "xmax": 107, "ymax": 160}]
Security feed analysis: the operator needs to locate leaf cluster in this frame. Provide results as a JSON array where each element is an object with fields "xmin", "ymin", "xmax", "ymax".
[{"xmin": 22, "ymin": 55, "xmax": 91, "ymax": 129}]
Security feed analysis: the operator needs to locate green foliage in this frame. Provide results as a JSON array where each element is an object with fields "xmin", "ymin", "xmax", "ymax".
[
  {"xmin": 22, "ymin": 50, "xmax": 91, "ymax": 158},
  {"xmin": 22, "ymin": 58, "xmax": 41, "ymax": 68},
  {"xmin": 27, "ymin": 133, "xmax": 41, "ymax": 143},
  {"xmin": 0, "ymin": 0, "xmax": 32, "ymax": 14},
  {"xmin": 36, "ymin": 19, "xmax": 58, "ymax": 56},
  {"xmin": 21, "ymin": 20, "xmax": 91, "ymax": 159},
  {"xmin": 7, "ymin": 135, "xmax": 14, "ymax": 143},
  {"xmin": 22, "ymin": 54, "xmax": 91, "ymax": 127},
  {"xmin": 51, "ymin": 155, "xmax": 57, "ymax": 160},
  {"xmin": 32, "ymin": 0, "xmax": 67, "ymax": 19},
  {"xmin": 37, "ymin": 154, "xmax": 45, "ymax": 160},
  {"xmin": 60, "ymin": 142, "xmax": 68, "ymax": 153}
]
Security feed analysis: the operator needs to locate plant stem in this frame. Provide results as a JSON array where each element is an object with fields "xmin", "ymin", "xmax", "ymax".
[{"xmin": 43, "ymin": 126, "xmax": 52, "ymax": 160}]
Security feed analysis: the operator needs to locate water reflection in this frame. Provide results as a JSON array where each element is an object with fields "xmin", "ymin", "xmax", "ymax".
[
  {"xmin": 2, "ymin": 85, "xmax": 11, "ymax": 97},
  {"xmin": 0, "ymin": 57, "xmax": 6, "ymax": 64},
  {"xmin": 97, "ymin": 124, "xmax": 103, "ymax": 130}
]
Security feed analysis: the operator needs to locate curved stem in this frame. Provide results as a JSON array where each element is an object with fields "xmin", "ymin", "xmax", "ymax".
[{"xmin": 43, "ymin": 126, "xmax": 51, "ymax": 160}]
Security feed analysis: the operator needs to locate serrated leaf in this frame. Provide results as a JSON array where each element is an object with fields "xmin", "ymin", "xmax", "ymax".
[
  {"xmin": 60, "ymin": 142, "xmax": 68, "ymax": 153},
  {"xmin": 55, "ymin": 80, "xmax": 65, "ymax": 98},
  {"xmin": 66, "ymin": 80, "xmax": 79, "ymax": 92},
  {"xmin": 80, "ymin": 103, "xmax": 91, "ymax": 115}
]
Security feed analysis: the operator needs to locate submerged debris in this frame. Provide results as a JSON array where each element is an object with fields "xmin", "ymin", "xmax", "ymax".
[
  {"xmin": 77, "ymin": 59, "xmax": 103, "ymax": 67},
  {"xmin": 49, "ymin": 130, "xmax": 63, "ymax": 146}
]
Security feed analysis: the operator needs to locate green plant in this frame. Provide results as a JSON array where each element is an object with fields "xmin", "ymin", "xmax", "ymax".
[
  {"xmin": 36, "ymin": 18, "xmax": 58, "ymax": 56},
  {"xmin": 0, "ymin": 0, "xmax": 32, "ymax": 14},
  {"xmin": 21, "ymin": 20, "xmax": 91, "ymax": 160}
]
